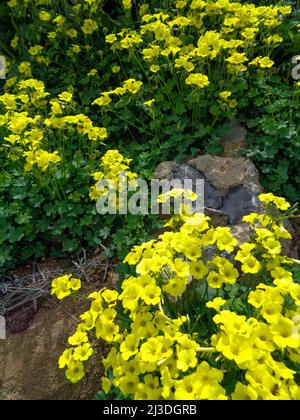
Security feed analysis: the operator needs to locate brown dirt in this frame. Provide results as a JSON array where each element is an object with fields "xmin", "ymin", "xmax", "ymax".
[
  {"xmin": 0, "ymin": 268, "xmax": 117, "ymax": 400},
  {"xmin": 6, "ymin": 302, "xmax": 42, "ymax": 334},
  {"xmin": 291, "ymin": 218, "xmax": 300, "ymax": 257}
]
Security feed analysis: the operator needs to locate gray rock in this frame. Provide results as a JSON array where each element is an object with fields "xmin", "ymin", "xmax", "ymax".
[
  {"xmin": 173, "ymin": 163, "xmax": 204, "ymax": 183},
  {"xmin": 203, "ymin": 181, "xmax": 222, "ymax": 210},
  {"xmin": 154, "ymin": 154, "xmax": 264, "ymax": 226},
  {"xmin": 220, "ymin": 185, "xmax": 260, "ymax": 225},
  {"xmin": 220, "ymin": 120, "xmax": 247, "ymax": 157},
  {"xmin": 173, "ymin": 164, "xmax": 222, "ymax": 210},
  {"xmin": 281, "ymin": 220, "xmax": 299, "ymax": 259},
  {"xmin": 154, "ymin": 161, "xmax": 179, "ymax": 180},
  {"xmin": 230, "ymin": 223, "xmax": 252, "ymax": 245},
  {"xmin": 188, "ymin": 155, "xmax": 262, "ymax": 197},
  {"xmin": 154, "ymin": 155, "xmax": 296, "ymax": 260},
  {"xmin": 205, "ymin": 208, "xmax": 229, "ymax": 227}
]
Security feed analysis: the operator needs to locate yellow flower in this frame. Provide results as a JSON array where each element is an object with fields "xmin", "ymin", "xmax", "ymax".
[
  {"xmin": 4, "ymin": 134, "xmax": 20, "ymax": 144},
  {"xmin": 140, "ymin": 337, "xmax": 163, "ymax": 363},
  {"xmin": 261, "ymin": 237, "xmax": 281, "ymax": 255},
  {"xmin": 142, "ymin": 284, "xmax": 161, "ymax": 305},
  {"xmin": 69, "ymin": 277, "xmax": 81, "ymax": 291},
  {"xmin": 185, "ymin": 73, "xmax": 210, "ymax": 88},
  {"xmin": 176, "ymin": 348, "xmax": 197, "ymax": 372},
  {"xmin": 226, "ymin": 53, "xmax": 248, "ymax": 65},
  {"xmin": 39, "ymin": 11, "xmax": 51, "ymax": 22},
  {"xmin": 290, "ymin": 284, "xmax": 300, "ymax": 306},
  {"xmin": 248, "ymin": 289, "xmax": 267, "ymax": 309},
  {"xmin": 0, "ymin": 93, "xmax": 17, "ymax": 110},
  {"xmin": 112, "ymin": 65, "xmax": 121, "ymax": 73},
  {"xmin": 228, "ymin": 99, "xmax": 238, "ymax": 109},
  {"xmin": 260, "ymin": 302, "xmax": 282, "ymax": 324},
  {"xmin": 7, "ymin": 0, "xmax": 17, "ymax": 7},
  {"xmin": 10, "ymin": 35, "xmax": 19, "ymax": 49},
  {"xmin": 119, "ymin": 374, "xmax": 139, "ymax": 395},
  {"xmin": 143, "ymin": 99, "xmax": 155, "ymax": 107},
  {"xmin": 207, "ymin": 271, "xmax": 224, "ymax": 289},
  {"xmin": 150, "ymin": 64, "xmax": 160, "ymax": 73},
  {"xmin": 270, "ymin": 317, "xmax": 299, "ymax": 349},
  {"xmin": 218, "ymin": 260, "xmax": 239, "ymax": 284},
  {"xmin": 171, "ymin": 258, "xmax": 190, "ymax": 277},
  {"xmin": 232, "ymin": 383, "xmax": 258, "ymax": 400},
  {"xmin": 175, "ymin": 56, "xmax": 194, "ymax": 72},
  {"xmin": 81, "ymin": 19, "xmax": 98, "ymax": 35},
  {"xmin": 241, "ymin": 28, "xmax": 258, "ymax": 40},
  {"xmin": 58, "ymin": 348, "xmax": 73, "ymax": 369},
  {"xmin": 18, "ymin": 61, "xmax": 32, "ymax": 77},
  {"xmin": 259, "ymin": 193, "xmax": 290, "ymax": 211},
  {"xmin": 68, "ymin": 44, "xmax": 81, "ymax": 55},
  {"xmin": 106, "ymin": 34, "xmax": 117, "ymax": 44},
  {"xmin": 52, "ymin": 15, "xmax": 65, "ymax": 26},
  {"xmin": 190, "ymin": 260, "xmax": 208, "ymax": 280},
  {"xmin": 163, "ymin": 277, "xmax": 188, "ymax": 297},
  {"xmin": 24, "ymin": 150, "xmax": 61, "ymax": 172},
  {"xmin": 47, "ymin": 31, "xmax": 57, "ymax": 41},
  {"xmin": 66, "ymin": 29, "xmax": 78, "ymax": 38},
  {"xmin": 265, "ymin": 35, "xmax": 283, "ymax": 45},
  {"xmin": 190, "ymin": 0, "xmax": 206, "ymax": 10},
  {"xmin": 258, "ymin": 57, "xmax": 274, "ymax": 69},
  {"xmin": 235, "ymin": 243, "xmax": 256, "ymax": 263},
  {"xmin": 101, "ymin": 376, "xmax": 112, "ymax": 393},
  {"xmin": 28, "ymin": 45, "xmax": 43, "ymax": 56},
  {"xmin": 241, "ymin": 255, "xmax": 261, "ymax": 274},
  {"xmin": 73, "ymin": 343, "xmax": 94, "ymax": 361},
  {"xmin": 219, "ymin": 91, "xmax": 232, "ymax": 101},
  {"xmin": 65, "ymin": 360, "xmax": 85, "ymax": 383},
  {"xmin": 206, "ymin": 297, "xmax": 227, "ymax": 311},
  {"xmin": 87, "ymin": 69, "xmax": 98, "ymax": 77},
  {"xmin": 92, "ymin": 94, "xmax": 112, "ymax": 107},
  {"xmin": 96, "ymin": 320, "xmax": 119, "ymax": 342},
  {"xmin": 120, "ymin": 284, "xmax": 141, "ymax": 312},
  {"xmin": 101, "ymin": 289, "xmax": 118, "ymax": 303},
  {"xmin": 58, "ymin": 91, "xmax": 73, "ymax": 102},
  {"xmin": 68, "ymin": 331, "xmax": 88, "ymax": 346},
  {"xmin": 215, "ymin": 227, "xmax": 237, "ymax": 252},
  {"xmin": 123, "ymin": 78, "xmax": 143, "ymax": 94},
  {"xmin": 51, "ymin": 274, "xmax": 81, "ymax": 300},
  {"xmin": 122, "ymin": 0, "xmax": 132, "ymax": 10},
  {"xmin": 120, "ymin": 334, "xmax": 140, "ymax": 360}
]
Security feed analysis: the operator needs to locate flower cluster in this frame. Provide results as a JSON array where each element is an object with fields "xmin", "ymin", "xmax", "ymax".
[
  {"xmin": 51, "ymin": 274, "xmax": 81, "ymax": 300},
  {"xmin": 0, "ymin": 78, "xmax": 107, "ymax": 172},
  {"xmin": 92, "ymin": 79, "xmax": 143, "ymax": 108},
  {"xmin": 102, "ymin": 0, "xmax": 292, "ymax": 108},
  {"xmin": 89, "ymin": 149, "xmax": 137, "ymax": 202},
  {"xmin": 53, "ymin": 192, "xmax": 300, "ymax": 399}
]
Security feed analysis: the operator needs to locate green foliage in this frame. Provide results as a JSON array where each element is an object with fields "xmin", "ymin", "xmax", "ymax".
[
  {"xmin": 0, "ymin": 160, "xmax": 96, "ymax": 270},
  {"xmin": 0, "ymin": 0, "xmax": 299, "ymax": 273},
  {"xmin": 0, "ymin": 160, "xmax": 160, "ymax": 272},
  {"xmin": 240, "ymin": 75, "xmax": 300, "ymax": 202}
]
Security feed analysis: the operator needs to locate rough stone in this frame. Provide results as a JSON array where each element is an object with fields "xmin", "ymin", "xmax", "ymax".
[
  {"xmin": 188, "ymin": 155, "xmax": 262, "ymax": 197},
  {"xmin": 154, "ymin": 161, "xmax": 179, "ymax": 180},
  {"xmin": 155, "ymin": 155, "xmax": 263, "ymax": 225},
  {"xmin": 205, "ymin": 208, "xmax": 229, "ymax": 227},
  {"xmin": 220, "ymin": 185, "xmax": 260, "ymax": 225},
  {"xmin": 153, "ymin": 155, "xmax": 297, "ymax": 257},
  {"xmin": 230, "ymin": 223, "xmax": 252, "ymax": 245},
  {"xmin": 281, "ymin": 220, "xmax": 299, "ymax": 259},
  {"xmin": 220, "ymin": 121, "xmax": 247, "ymax": 157},
  {"xmin": 173, "ymin": 164, "xmax": 222, "ymax": 210}
]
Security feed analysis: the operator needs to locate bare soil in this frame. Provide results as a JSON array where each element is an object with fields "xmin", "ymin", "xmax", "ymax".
[{"xmin": 0, "ymin": 264, "xmax": 117, "ymax": 400}]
